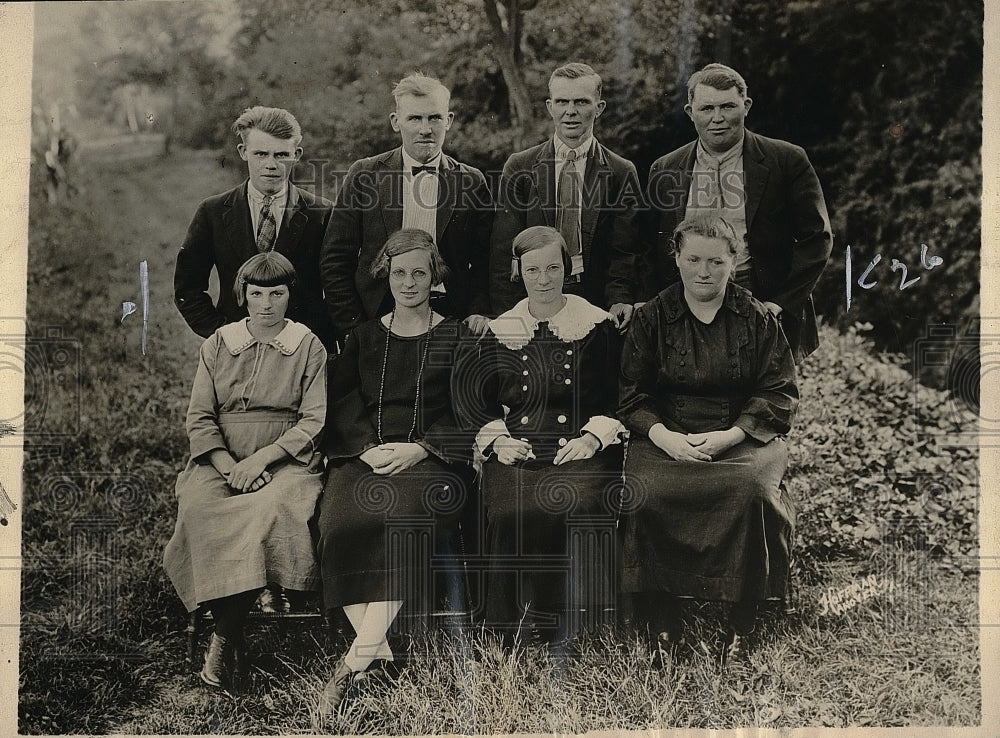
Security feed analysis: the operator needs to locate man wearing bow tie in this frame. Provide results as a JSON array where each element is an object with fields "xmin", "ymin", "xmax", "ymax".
[
  {"xmin": 173, "ymin": 106, "xmax": 336, "ymax": 349},
  {"xmin": 643, "ymin": 63, "xmax": 832, "ymax": 360},
  {"xmin": 489, "ymin": 62, "xmax": 642, "ymax": 330},
  {"xmin": 320, "ymin": 73, "xmax": 494, "ymax": 339}
]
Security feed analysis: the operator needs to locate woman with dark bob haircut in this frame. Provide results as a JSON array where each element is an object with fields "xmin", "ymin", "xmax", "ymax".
[
  {"xmin": 618, "ymin": 214, "xmax": 798, "ymax": 664},
  {"xmin": 315, "ymin": 229, "xmax": 471, "ymax": 715},
  {"xmin": 164, "ymin": 252, "xmax": 327, "ymax": 689},
  {"xmin": 455, "ymin": 225, "xmax": 624, "ymax": 645}
]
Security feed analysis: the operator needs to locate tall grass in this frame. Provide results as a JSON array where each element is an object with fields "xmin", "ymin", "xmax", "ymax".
[{"xmin": 19, "ymin": 153, "xmax": 980, "ymax": 733}]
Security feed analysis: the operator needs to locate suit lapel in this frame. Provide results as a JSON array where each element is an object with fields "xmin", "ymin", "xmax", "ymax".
[
  {"xmin": 435, "ymin": 155, "xmax": 456, "ymax": 244},
  {"xmin": 533, "ymin": 141, "xmax": 557, "ymax": 227},
  {"xmin": 743, "ymin": 132, "xmax": 770, "ymax": 230},
  {"xmin": 378, "ymin": 149, "xmax": 404, "ymax": 237},
  {"xmin": 275, "ymin": 185, "xmax": 308, "ymax": 254},
  {"xmin": 222, "ymin": 182, "xmax": 256, "ymax": 257},
  {"xmin": 580, "ymin": 142, "xmax": 607, "ymax": 253}
]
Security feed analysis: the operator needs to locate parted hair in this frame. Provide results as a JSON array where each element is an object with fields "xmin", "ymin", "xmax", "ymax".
[
  {"xmin": 370, "ymin": 229, "xmax": 450, "ymax": 286},
  {"xmin": 670, "ymin": 214, "xmax": 746, "ymax": 262},
  {"xmin": 549, "ymin": 62, "xmax": 603, "ymax": 99},
  {"xmin": 231, "ymin": 106, "xmax": 302, "ymax": 146},
  {"xmin": 233, "ymin": 252, "xmax": 298, "ymax": 306},
  {"xmin": 392, "ymin": 72, "xmax": 451, "ymax": 107},
  {"xmin": 510, "ymin": 225, "xmax": 573, "ymax": 282},
  {"xmin": 686, "ymin": 63, "xmax": 749, "ymax": 102}
]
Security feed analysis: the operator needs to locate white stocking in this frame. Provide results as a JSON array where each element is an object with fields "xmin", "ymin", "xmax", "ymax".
[{"xmin": 342, "ymin": 599, "xmax": 402, "ymax": 672}]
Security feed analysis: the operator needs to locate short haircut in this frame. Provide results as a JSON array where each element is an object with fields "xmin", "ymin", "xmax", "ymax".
[
  {"xmin": 671, "ymin": 214, "xmax": 745, "ymax": 261},
  {"xmin": 232, "ymin": 106, "xmax": 302, "ymax": 146},
  {"xmin": 233, "ymin": 252, "xmax": 298, "ymax": 306},
  {"xmin": 370, "ymin": 229, "xmax": 450, "ymax": 286},
  {"xmin": 392, "ymin": 72, "xmax": 451, "ymax": 107},
  {"xmin": 687, "ymin": 63, "xmax": 749, "ymax": 103},
  {"xmin": 549, "ymin": 62, "xmax": 603, "ymax": 99},
  {"xmin": 510, "ymin": 225, "xmax": 572, "ymax": 282}
]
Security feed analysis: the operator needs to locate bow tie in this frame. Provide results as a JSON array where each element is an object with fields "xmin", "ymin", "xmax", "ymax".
[{"xmin": 411, "ymin": 165, "xmax": 437, "ymax": 175}]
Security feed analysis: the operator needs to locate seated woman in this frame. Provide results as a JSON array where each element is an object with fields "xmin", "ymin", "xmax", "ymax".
[
  {"xmin": 456, "ymin": 225, "xmax": 624, "ymax": 644},
  {"xmin": 163, "ymin": 252, "xmax": 327, "ymax": 689},
  {"xmin": 316, "ymin": 229, "xmax": 471, "ymax": 714},
  {"xmin": 618, "ymin": 214, "xmax": 798, "ymax": 663}
]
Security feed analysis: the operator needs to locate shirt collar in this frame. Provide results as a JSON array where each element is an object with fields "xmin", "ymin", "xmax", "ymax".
[
  {"xmin": 553, "ymin": 134, "xmax": 595, "ymax": 162},
  {"xmin": 401, "ymin": 148, "xmax": 442, "ymax": 173},
  {"xmin": 488, "ymin": 294, "xmax": 612, "ymax": 350},
  {"xmin": 695, "ymin": 135, "xmax": 744, "ymax": 167},
  {"xmin": 662, "ymin": 281, "xmax": 751, "ymax": 323},
  {"xmin": 219, "ymin": 319, "xmax": 310, "ymax": 355},
  {"xmin": 248, "ymin": 181, "xmax": 289, "ymax": 207}
]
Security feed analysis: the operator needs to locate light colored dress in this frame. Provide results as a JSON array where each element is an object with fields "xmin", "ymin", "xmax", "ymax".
[{"xmin": 163, "ymin": 319, "xmax": 327, "ymax": 612}]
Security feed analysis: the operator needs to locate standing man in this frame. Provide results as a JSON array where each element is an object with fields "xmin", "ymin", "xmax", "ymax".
[
  {"xmin": 489, "ymin": 62, "xmax": 642, "ymax": 328},
  {"xmin": 320, "ymin": 73, "xmax": 494, "ymax": 338},
  {"xmin": 645, "ymin": 63, "xmax": 832, "ymax": 360},
  {"xmin": 174, "ymin": 106, "xmax": 336, "ymax": 350}
]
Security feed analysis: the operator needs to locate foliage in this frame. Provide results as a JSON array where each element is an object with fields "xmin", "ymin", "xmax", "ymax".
[{"xmin": 789, "ymin": 323, "xmax": 978, "ymax": 569}]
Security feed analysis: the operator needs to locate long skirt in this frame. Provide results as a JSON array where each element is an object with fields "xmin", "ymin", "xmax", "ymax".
[
  {"xmin": 163, "ymin": 460, "xmax": 324, "ymax": 612},
  {"xmin": 316, "ymin": 456, "xmax": 469, "ymax": 611},
  {"xmin": 481, "ymin": 447, "xmax": 623, "ymax": 632},
  {"xmin": 621, "ymin": 436, "xmax": 793, "ymax": 602}
]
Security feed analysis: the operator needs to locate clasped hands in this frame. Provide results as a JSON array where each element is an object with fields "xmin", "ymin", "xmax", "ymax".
[
  {"xmin": 493, "ymin": 432, "xmax": 600, "ymax": 466},
  {"xmin": 360, "ymin": 442, "xmax": 429, "ymax": 475},
  {"xmin": 649, "ymin": 425, "xmax": 746, "ymax": 462}
]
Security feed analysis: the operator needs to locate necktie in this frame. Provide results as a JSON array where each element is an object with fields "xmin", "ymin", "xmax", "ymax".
[
  {"xmin": 411, "ymin": 165, "xmax": 436, "ymax": 175},
  {"xmin": 256, "ymin": 194, "xmax": 277, "ymax": 252},
  {"xmin": 557, "ymin": 150, "xmax": 581, "ymax": 263}
]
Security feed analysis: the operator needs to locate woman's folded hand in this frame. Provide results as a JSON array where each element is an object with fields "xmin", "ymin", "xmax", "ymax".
[
  {"xmin": 686, "ymin": 428, "xmax": 746, "ymax": 459},
  {"xmin": 227, "ymin": 453, "xmax": 272, "ymax": 492},
  {"xmin": 362, "ymin": 443, "xmax": 429, "ymax": 476},
  {"xmin": 492, "ymin": 436, "xmax": 534, "ymax": 466},
  {"xmin": 649, "ymin": 425, "xmax": 712, "ymax": 462},
  {"xmin": 553, "ymin": 432, "xmax": 600, "ymax": 465}
]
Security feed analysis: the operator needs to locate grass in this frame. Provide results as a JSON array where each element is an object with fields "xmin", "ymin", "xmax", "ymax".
[{"xmin": 18, "ymin": 150, "xmax": 981, "ymax": 733}]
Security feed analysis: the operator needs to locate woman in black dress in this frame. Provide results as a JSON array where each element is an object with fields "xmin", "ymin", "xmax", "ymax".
[
  {"xmin": 455, "ymin": 225, "xmax": 624, "ymax": 644},
  {"xmin": 618, "ymin": 214, "xmax": 798, "ymax": 662},
  {"xmin": 315, "ymin": 229, "xmax": 470, "ymax": 713}
]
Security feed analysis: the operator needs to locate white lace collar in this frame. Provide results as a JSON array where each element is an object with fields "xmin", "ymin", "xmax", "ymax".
[
  {"xmin": 488, "ymin": 295, "xmax": 612, "ymax": 350},
  {"xmin": 219, "ymin": 319, "xmax": 310, "ymax": 356}
]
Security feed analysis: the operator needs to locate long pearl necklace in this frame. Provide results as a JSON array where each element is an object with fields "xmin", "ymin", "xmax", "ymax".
[{"xmin": 375, "ymin": 308, "xmax": 434, "ymax": 445}]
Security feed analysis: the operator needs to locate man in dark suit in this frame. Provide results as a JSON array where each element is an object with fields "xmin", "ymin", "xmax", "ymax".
[
  {"xmin": 174, "ymin": 106, "xmax": 336, "ymax": 349},
  {"xmin": 320, "ymin": 73, "xmax": 494, "ymax": 338},
  {"xmin": 645, "ymin": 63, "xmax": 832, "ymax": 360},
  {"xmin": 489, "ymin": 62, "xmax": 642, "ymax": 328}
]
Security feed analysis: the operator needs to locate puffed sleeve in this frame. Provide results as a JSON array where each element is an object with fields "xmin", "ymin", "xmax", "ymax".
[
  {"xmin": 733, "ymin": 310, "xmax": 799, "ymax": 443},
  {"xmin": 272, "ymin": 334, "xmax": 328, "ymax": 463},
  {"xmin": 452, "ymin": 331, "xmax": 510, "ymax": 456},
  {"xmin": 419, "ymin": 322, "xmax": 484, "ymax": 464},
  {"xmin": 618, "ymin": 302, "xmax": 687, "ymax": 436},
  {"xmin": 186, "ymin": 333, "xmax": 227, "ymax": 461},
  {"xmin": 579, "ymin": 319, "xmax": 625, "ymax": 448},
  {"xmin": 323, "ymin": 328, "xmax": 380, "ymax": 459}
]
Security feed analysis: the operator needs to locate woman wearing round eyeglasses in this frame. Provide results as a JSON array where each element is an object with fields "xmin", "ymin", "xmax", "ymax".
[
  {"xmin": 455, "ymin": 225, "xmax": 624, "ymax": 645},
  {"xmin": 315, "ymin": 229, "xmax": 470, "ymax": 715}
]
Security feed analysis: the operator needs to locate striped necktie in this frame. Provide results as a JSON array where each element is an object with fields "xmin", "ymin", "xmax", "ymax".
[
  {"xmin": 256, "ymin": 194, "xmax": 277, "ymax": 252},
  {"xmin": 557, "ymin": 149, "xmax": 581, "ymax": 260}
]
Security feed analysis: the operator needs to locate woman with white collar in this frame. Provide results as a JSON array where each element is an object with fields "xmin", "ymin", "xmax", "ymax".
[
  {"xmin": 459, "ymin": 225, "xmax": 624, "ymax": 644},
  {"xmin": 163, "ymin": 252, "xmax": 327, "ymax": 690}
]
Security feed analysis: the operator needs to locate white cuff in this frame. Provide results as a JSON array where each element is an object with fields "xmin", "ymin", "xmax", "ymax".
[
  {"xmin": 580, "ymin": 415, "xmax": 625, "ymax": 449},
  {"xmin": 475, "ymin": 419, "xmax": 511, "ymax": 456}
]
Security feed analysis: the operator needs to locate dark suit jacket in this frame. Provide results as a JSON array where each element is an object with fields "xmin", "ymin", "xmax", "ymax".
[
  {"xmin": 174, "ymin": 181, "xmax": 336, "ymax": 349},
  {"xmin": 319, "ymin": 148, "xmax": 494, "ymax": 335},
  {"xmin": 490, "ymin": 138, "xmax": 642, "ymax": 314},
  {"xmin": 644, "ymin": 130, "xmax": 832, "ymax": 360}
]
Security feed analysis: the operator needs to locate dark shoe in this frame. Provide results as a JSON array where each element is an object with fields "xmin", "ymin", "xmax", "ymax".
[
  {"xmin": 719, "ymin": 626, "xmax": 750, "ymax": 667},
  {"xmin": 650, "ymin": 627, "xmax": 684, "ymax": 670},
  {"xmin": 317, "ymin": 658, "xmax": 354, "ymax": 716},
  {"xmin": 199, "ymin": 633, "xmax": 232, "ymax": 688}
]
